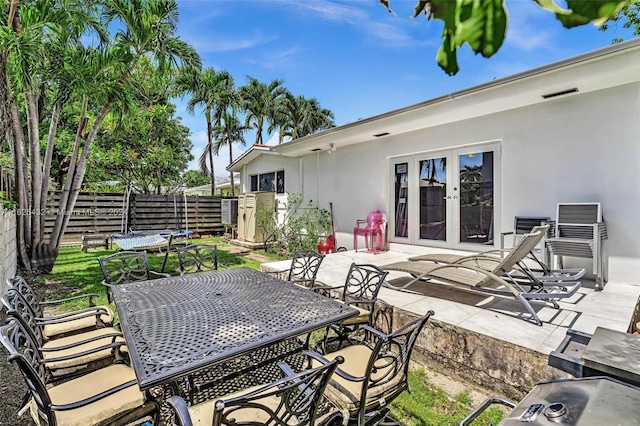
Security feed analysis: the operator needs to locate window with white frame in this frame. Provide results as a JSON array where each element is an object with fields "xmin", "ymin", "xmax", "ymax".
[{"xmin": 250, "ymin": 170, "xmax": 285, "ymax": 193}]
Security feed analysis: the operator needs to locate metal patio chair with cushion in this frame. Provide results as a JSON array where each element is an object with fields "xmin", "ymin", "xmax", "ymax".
[
  {"xmin": 176, "ymin": 244, "xmax": 222, "ymax": 275},
  {"xmin": 382, "ymin": 229, "xmax": 581, "ymax": 326},
  {"xmin": 2, "ymin": 289, "xmax": 127, "ymax": 383},
  {"xmin": 407, "ymin": 225, "xmax": 585, "ymax": 284},
  {"xmin": 265, "ymin": 250, "xmax": 326, "ymax": 289},
  {"xmin": 310, "ymin": 311, "xmax": 435, "ymax": 425},
  {"xmin": 544, "ymin": 202, "xmax": 608, "ymax": 290},
  {"xmin": 315, "ymin": 263, "xmax": 389, "ymax": 351},
  {"xmin": 98, "ymin": 250, "xmax": 170, "ymax": 303},
  {"xmin": 167, "ymin": 351, "xmax": 344, "ymax": 426},
  {"xmin": 6, "ymin": 276, "xmax": 114, "ymax": 338},
  {"xmin": 0, "ymin": 318, "xmax": 159, "ymax": 426}
]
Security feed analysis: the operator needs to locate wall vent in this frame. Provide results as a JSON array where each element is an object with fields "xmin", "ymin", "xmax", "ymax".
[{"xmin": 541, "ymin": 87, "xmax": 579, "ymax": 99}]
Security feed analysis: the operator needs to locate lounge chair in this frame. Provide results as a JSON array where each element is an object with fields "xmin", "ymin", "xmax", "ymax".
[
  {"xmin": 407, "ymin": 225, "xmax": 585, "ymax": 283},
  {"xmin": 381, "ymin": 229, "xmax": 581, "ymax": 326}
]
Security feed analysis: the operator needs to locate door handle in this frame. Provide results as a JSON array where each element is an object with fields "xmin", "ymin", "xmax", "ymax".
[{"xmin": 443, "ymin": 196, "xmax": 452, "ymax": 200}]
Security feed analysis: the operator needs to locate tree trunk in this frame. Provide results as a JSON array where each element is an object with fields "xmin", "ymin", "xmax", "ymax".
[
  {"xmin": 0, "ymin": 54, "xmax": 30, "ymax": 269},
  {"xmin": 40, "ymin": 102, "xmax": 60, "ymax": 237},
  {"xmin": 25, "ymin": 91, "xmax": 42, "ymax": 244},
  {"xmin": 49, "ymin": 114, "xmax": 87, "ymax": 247},
  {"xmin": 55, "ymin": 100, "xmax": 113, "ymax": 251},
  {"xmin": 229, "ymin": 142, "xmax": 235, "ymax": 197},
  {"xmin": 206, "ymin": 110, "xmax": 215, "ymax": 195}
]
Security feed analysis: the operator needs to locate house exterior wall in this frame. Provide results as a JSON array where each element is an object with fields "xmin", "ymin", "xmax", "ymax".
[{"xmin": 238, "ymin": 50, "xmax": 640, "ymax": 284}]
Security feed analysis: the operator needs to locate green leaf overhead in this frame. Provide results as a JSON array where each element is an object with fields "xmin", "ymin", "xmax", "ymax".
[{"xmin": 382, "ymin": 0, "xmax": 630, "ymax": 75}]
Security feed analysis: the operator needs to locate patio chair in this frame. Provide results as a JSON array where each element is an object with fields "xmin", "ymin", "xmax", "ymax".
[
  {"xmin": 98, "ymin": 250, "xmax": 170, "ymax": 303},
  {"xmin": 1, "ymin": 289, "xmax": 127, "ymax": 383},
  {"xmin": 408, "ymin": 225, "xmax": 585, "ymax": 283},
  {"xmin": 176, "ymin": 243, "xmax": 222, "ymax": 275},
  {"xmin": 381, "ymin": 229, "xmax": 581, "ymax": 326},
  {"xmin": 1, "ymin": 288, "xmax": 126, "ymax": 382},
  {"xmin": 264, "ymin": 250, "xmax": 326, "ymax": 289},
  {"xmin": 353, "ymin": 210, "xmax": 387, "ymax": 254},
  {"xmin": 310, "ymin": 311, "xmax": 435, "ymax": 425},
  {"xmin": 499, "ymin": 216, "xmax": 551, "ymax": 249},
  {"xmin": 6, "ymin": 276, "xmax": 114, "ymax": 338},
  {"xmin": 544, "ymin": 202, "xmax": 608, "ymax": 290},
  {"xmin": 314, "ymin": 263, "xmax": 389, "ymax": 351},
  {"xmin": 0, "ymin": 318, "xmax": 159, "ymax": 426},
  {"xmin": 166, "ymin": 351, "xmax": 344, "ymax": 426}
]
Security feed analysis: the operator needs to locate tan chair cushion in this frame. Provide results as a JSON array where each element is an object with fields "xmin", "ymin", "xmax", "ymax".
[
  {"xmin": 188, "ymin": 384, "xmax": 292, "ymax": 424},
  {"xmin": 42, "ymin": 327, "xmax": 125, "ymax": 370},
  {"xmin": 43, "ymin": 306, "xmax": 115, "ymax": 339},
  {"xmin": 312, "ymin": 344, "xmax": 404, "ymax": 413},
  {"xmin": 28, "ymin": 364, "xmax": 144, "ymax": 426},
  {"xmin": 342, "ymin": 305, "xmax": 370, "ymax": 326}
]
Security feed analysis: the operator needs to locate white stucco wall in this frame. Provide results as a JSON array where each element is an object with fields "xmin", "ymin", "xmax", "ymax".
[{"xmin": 238, "ymin": 47, "xmax": 640, "ymax": 284}]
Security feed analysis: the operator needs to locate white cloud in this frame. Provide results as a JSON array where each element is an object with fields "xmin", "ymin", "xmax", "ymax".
[
  {"xmin": 183, "ymin": 30, "xmax": 277, "ymax": 53},
  {"xmin": 504, "ymin": 3, "xmax": 556, "ymax": 51},
  {"xmin": 365, "ymin": 22, "xmax": 423, "ymax": 48},
  {"xmin": 245, "ymin": 46, "xmax": 300, "ymax": 70},
  {"xmin": 271, "ymin": 0, "xmax": 369, "ymax": 25}
]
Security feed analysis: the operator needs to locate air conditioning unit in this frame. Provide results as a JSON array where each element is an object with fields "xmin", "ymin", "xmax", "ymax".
[{"xmin": 221, "ymin": 198, "xmax": 238, "ymax": 225}]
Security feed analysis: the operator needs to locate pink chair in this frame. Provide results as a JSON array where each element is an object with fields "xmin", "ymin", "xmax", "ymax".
[{"xmin": 353, "ymin": 210, "xmax": 386, "ymax": 254}]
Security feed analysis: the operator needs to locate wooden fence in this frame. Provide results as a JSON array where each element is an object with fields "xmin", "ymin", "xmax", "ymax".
[{"xmin": 43, "ymin": 192, "xmax": 226, "ymax": 242}]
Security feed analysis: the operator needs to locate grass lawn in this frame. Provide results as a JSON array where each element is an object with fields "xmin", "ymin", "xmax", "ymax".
[{"xmin": 42, "ymin": 239, "xmax": 505, "ymax": 425}]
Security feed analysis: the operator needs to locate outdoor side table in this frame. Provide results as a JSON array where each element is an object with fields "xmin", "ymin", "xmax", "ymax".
[{"xmin": 111, "ymin": 267, "xmax": 357, "ymax": 391}]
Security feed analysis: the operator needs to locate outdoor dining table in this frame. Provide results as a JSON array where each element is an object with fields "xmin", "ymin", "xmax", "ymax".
[{"xmin": 110, "ymin": 267, "xmax": 357, "ymax": 391}]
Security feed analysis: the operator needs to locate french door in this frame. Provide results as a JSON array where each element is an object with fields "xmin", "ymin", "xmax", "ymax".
[{"xmin": 390, "ymin": 143, "xmax": 500, "ymax": 249}]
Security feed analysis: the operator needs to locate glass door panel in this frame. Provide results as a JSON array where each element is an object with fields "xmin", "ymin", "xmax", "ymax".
[
  {"xmin": 418, "ymin": 157, "xmax": 447, "ymax": 241},
  {"xmin": 394, "ymin": 163, "xmax": 409, "ymax": 238},
  {"xmin": 458, "ymin": 151, "xmax": 494, "ymax": 245}
]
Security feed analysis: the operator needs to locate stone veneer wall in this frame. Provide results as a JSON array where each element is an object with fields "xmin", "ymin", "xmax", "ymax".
[
  {"xmin": 0, "ymin": 207, "xmax": 17, "ymax": 295},
  {"xmin": 373, "ymin": 301, "xmax": 571, "ymax": 401}
]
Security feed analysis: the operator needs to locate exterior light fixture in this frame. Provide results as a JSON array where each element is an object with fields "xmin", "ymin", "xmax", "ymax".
[{"xmin": 328, "ymin": 143, "xmax": 336, "ymax": 154}]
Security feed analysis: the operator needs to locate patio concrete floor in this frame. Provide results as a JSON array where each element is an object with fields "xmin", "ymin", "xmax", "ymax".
[{"xmin": 261, "ymin": 244, "xmax": 640, "ymax": 358}]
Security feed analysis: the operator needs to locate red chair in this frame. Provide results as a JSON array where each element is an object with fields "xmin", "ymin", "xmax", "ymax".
[{"xmin": 353, "ymin": 210, "xmax": 386, "ymax": 254}]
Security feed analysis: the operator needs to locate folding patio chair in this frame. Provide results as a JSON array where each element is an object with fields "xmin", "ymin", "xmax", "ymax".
[
  {"xmin": 381, "ymin": 229, "xmax": 581, "ymax": 326},
  {"xmin": 544, "ymin": 202, "xmax": 608, "ymax": 290}
]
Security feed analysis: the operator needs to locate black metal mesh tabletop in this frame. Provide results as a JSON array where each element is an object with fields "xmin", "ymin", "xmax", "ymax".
[{"xmin": 111, "ymin": 267, "xmax": 357, "ymax": 390}]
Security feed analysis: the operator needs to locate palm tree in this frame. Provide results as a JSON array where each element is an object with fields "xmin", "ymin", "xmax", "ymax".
[
  {"xmin": 239, "ymin": 77, "xmax": 287, "ymax": 145},
  {"xmin": 49, "ymin": 0, "xmax": 200, "ymax": 253},
  {"xmin": 175, "ymin": 67, "xmax": 232, "ymax": 194},
  {"xmin": 1, "ymin": 0, "xmax": 200, "ymax": 269},
  {"xmin": 212, "ymin": 111, "xmax": 248, "ymax": 196},
  {"xmin": 1, "ymin": 0, "xmax": 111, "ymax": 268},
  {"xmin": 279, "ymin": 93, "xmax": 335, "ymax": 141},
  {"xmin": 301, "ymin": 97, "xmax": 335, "ymax": 136}
]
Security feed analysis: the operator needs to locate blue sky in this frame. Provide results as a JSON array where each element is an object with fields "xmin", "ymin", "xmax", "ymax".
[{"xmin": 173, "ymin": 0, "xmax": 634, "ymax": 176}]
